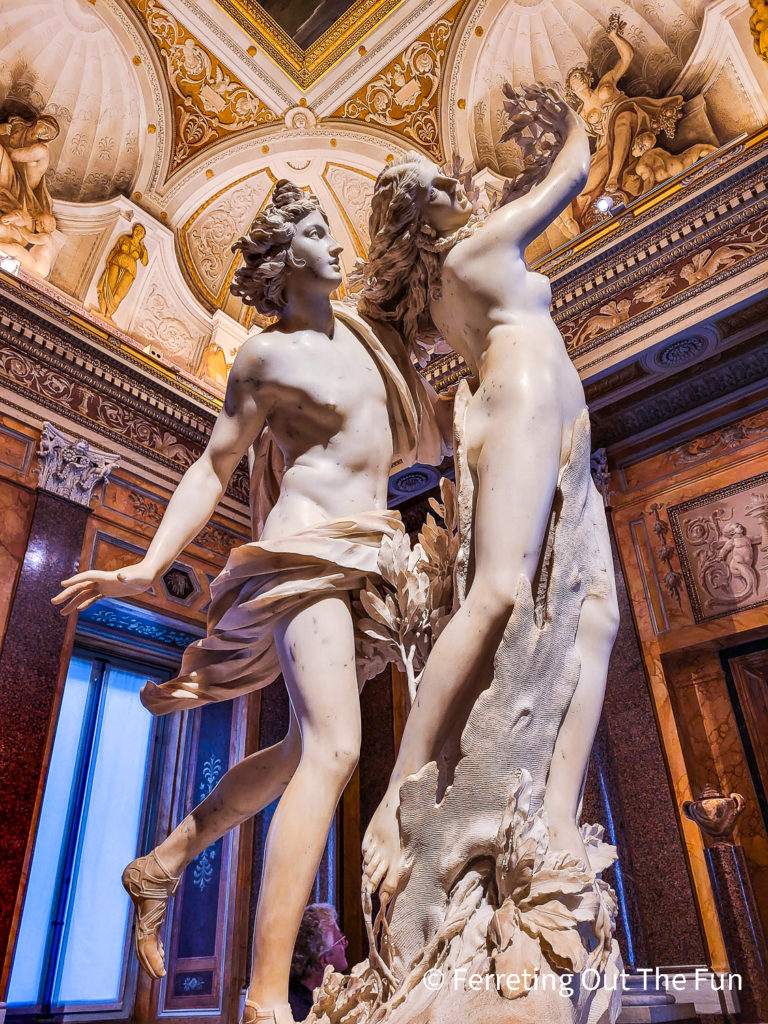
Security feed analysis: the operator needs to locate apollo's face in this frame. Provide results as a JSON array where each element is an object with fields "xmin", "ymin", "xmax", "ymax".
[
  {"xmin": 417, "ymin": 161, "xmax": 472, "ymax": 234},
  {"xmin": 288, "ymin": 210, "xmax": 343, "ymax": 289}
]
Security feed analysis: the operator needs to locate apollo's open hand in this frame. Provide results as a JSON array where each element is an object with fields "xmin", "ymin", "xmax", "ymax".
[{"xmin": 52, "ymin": 562, "xmax": 156, "ymax": 616}]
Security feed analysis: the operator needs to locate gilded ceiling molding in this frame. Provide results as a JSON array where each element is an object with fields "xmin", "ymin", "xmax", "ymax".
[
  {"xmin": 179, "ymin": 169, "xmax": 276, "ymax": 310},
  {"xmin": 212, "ymin": 0, "xmax": 402, "ymax": 89},
  {"xmin": 330, "ymin": 0, "xmax": 464, "ymax": 161},
  {"xmin": 129, "ymin": 0, "xmax": 279, "ymax": 175}
]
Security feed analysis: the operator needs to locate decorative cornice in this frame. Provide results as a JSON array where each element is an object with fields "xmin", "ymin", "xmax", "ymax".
[
  {"xmin": 0, "ymin": 279, "xmax": 249, "ymax": 505},
  {"xmin": 130, "ymin": 0, "xmax": 279, "ymax": 175}
]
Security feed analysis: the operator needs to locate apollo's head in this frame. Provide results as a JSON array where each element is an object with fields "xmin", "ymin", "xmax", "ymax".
[{"xmin": 231, "ymin": 180, "xmax": 341, "ymax": 315}]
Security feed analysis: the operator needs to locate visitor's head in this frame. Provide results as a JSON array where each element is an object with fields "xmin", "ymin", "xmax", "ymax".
[
  {"xmin": 231, "ymin": 180, "xmax": 342, "ymax": 315},
  {"xmin": 290, "ymin": 903, "xmax": 348, "ymax": 984}
]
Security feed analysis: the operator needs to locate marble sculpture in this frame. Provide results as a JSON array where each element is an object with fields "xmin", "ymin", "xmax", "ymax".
[{"xmin": 56, "ymin": 82, "xmax": 622, "ymax": 1024}]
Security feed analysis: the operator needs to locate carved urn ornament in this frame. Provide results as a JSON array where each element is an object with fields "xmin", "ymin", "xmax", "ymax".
[{"xmin": 682, "ymin": 787, "xmax": 745, "ymax": 842}]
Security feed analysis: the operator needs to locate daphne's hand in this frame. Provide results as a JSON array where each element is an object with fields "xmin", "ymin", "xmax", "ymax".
[{"xmin": 52, "ymin": 562, "xmax": 157, "ymax": 615}]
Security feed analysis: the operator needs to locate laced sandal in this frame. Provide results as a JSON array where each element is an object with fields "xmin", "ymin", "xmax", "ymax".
[
  {"xmin": 241, "ymin": 1000, "xmax": 296, "ymax": 1024},
  {"xmin": 121, "ymin": 850, "xmax": 181, "ymax": 979}
]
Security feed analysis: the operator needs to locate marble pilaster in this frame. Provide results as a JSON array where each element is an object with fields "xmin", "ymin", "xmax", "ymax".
[{"xmin": 0, "ymin": 426, "xmax": 118, "ymax": 992}]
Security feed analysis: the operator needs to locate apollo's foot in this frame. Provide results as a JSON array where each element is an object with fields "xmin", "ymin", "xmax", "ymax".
[
  {"xmin": 121, "ymin": 850, "xmax": 181, "ymax": 978},
  {"xmin": 241, "ymin": 999, "xmax": 295, "ymax": 1024},
  {"xmin": 362, "ymin": 792, "xmax": 410, "ymax": 898}
]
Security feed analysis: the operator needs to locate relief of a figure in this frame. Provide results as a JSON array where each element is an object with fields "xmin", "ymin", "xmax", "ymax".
[
  {"xmin": 0, "ymin": 113, "xmax": 60, "ymax": 276},
  {"xmin": 750, "ymin": 0, "xmax": 768, "ymax": 62},
  {"xmin": 96, "ymin": 224, "xmax": 149, "ymax": 320},
  {"xmin": 558, "ymin": 15, "xmax": 685, "ymax": 235}
]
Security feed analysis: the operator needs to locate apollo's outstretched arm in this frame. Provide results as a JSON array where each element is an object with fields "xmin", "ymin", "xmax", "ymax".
[{"xmin": 53, "ymin": 341, "xmax": 270, "ymax": 614}]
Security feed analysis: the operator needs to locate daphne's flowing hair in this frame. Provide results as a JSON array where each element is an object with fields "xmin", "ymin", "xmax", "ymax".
[
  {"xmin": 231, "ymin": 179, "xmax": 327, "ymax": 315},
  {"xmin": 357, "ymin": 154, "xmax": 447, "ymax": 357}
]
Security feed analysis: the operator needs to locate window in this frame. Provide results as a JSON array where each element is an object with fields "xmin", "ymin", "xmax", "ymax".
[{"xmin": 8, "ymin": 651, "xmax": 168, "ymax": 1016}]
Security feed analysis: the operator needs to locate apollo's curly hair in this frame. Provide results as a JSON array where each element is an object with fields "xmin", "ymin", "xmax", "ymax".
[
  {"xmin": 290, "ymin": 903, "xmax": 339, "ymax": 981},
  {"xmin": 357, "ymin": 154, "xmax": 443, "ymax": 355},
  {"xmin": 231, "ymin": 179, "xmax": 327, "ymax": 315}
]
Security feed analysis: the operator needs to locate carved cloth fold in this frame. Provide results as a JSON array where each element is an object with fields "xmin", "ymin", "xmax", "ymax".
[{"xmin": 140, "ymin": 509, "xmax": 402, "ymax": 715}]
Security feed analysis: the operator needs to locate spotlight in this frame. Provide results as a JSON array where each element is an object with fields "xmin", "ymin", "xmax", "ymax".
[
  {"xmin": 595, "ymin": 195, "xmax": 614, "ymax": 214},
  {"xmin": 0, "ymin": 249, "xmax": 20, "ymax": 275}
]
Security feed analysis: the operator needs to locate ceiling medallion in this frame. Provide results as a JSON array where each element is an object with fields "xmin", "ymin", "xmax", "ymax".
[{"xmin": 211, "ymin": 0, "xmax": 403, "ymax": 88}]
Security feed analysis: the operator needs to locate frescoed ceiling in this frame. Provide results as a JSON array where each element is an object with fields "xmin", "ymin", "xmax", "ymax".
[{"xmin": 1, "ymin": 0, "xmax": 766, "ymax": 396}]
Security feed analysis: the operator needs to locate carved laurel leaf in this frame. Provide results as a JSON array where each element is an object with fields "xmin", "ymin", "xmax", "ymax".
[
  {"xmin": 359, "ymin": 588, "xmax": 397, "ymax": 629},
  {"xmin": 492, "ymin": 929, "xmax": 542, "ymax": 999}
]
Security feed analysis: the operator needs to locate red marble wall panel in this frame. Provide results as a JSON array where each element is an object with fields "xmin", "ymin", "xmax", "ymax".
[{"xmin": 0, "ymin": 479, "xmax": 34, "ymax": 653}]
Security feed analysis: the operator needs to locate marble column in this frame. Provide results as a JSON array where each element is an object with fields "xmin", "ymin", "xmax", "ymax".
[
  {"xmin": 0, "ymin": 424, "xmax": 118, "ymax": 991},
  {"xmin": 683, "ymin": 790, "xmax": 768, "ymax": 1023}
]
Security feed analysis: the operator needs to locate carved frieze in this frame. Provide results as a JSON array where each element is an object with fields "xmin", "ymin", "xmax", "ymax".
[
  {"xmin": 562, "ymin": 224, "xmax": 767, "ymax": 353},
  {"xmin": 0, "ymin": 282, "xmax": 249, "ymax": 505},
  {"xmin": 36, "ymin": 422, "xmax": 120, "ymax": 506},
  {"xmin": 332, "ymin": 1, "xmax": 463, "ymax": 161},
  {"xmin": 669, "ymin": 472, "xmax": 768, "ymax": 622},
  {"xmin": 130, "ymin": 0, "xmax": 278, "ymax": 173}
]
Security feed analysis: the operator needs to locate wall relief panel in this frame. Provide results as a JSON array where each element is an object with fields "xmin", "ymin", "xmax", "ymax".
[{"xmin": 669, "ymin": 472, "xmax": 768, "ymax": 622}]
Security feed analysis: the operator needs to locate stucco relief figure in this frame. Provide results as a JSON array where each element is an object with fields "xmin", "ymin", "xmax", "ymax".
[
  {"xmin": 750, "ymin": 0, "xmax": 768, "ymax": 62},
  {"xmin": 54, "ymin": 181, "xmax": 446, "ymax": 1024},
  {"xmin": 557, "ymin": 15, "xmax": 683, "ymax": 235},
  {"xmin": 0, "ymin": 114, "xmax": 60, "ymax": 276},
  {"xmin": 715, "ymin": 523, "xmax": 759, "ymax": 600},
  {"xmin": 97, "ymin": 224, "xmax": 149, "ymax": 319},
  {"xmin": 625, "ymin": 131, "xmax": 716, "ymax": 195}
]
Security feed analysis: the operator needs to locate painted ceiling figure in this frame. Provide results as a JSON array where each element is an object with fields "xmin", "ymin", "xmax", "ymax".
[
  {"xmin": 54, "ymin": 180, "xmax": 448, "ymax": 1024},
  {"xmin": 558, "ymin": 14, "xmax": 683, "ymax": 235},
  {"xmin": 0, "ymin": 113, "xmax": 60, "ymax": 275}
]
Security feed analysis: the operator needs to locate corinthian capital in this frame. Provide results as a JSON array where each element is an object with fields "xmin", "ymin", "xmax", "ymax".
[{"xmin": 36, "ymin": 422, "xmax": 120, "ymax": 507}]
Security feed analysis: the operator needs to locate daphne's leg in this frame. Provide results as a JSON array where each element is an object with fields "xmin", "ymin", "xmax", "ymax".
[
  {"xmin": 246, "ymin": 594, "xmax": 361, "ymax": 1013},
  {"xmin": 364, "ymin": 398, "xmax": 562, "ymax": 896}
]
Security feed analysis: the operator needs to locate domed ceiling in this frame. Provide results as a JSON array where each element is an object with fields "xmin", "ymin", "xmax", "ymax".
[{"xmin": 0, "ymin": 0, "xmax": 144, "ymax": 201}]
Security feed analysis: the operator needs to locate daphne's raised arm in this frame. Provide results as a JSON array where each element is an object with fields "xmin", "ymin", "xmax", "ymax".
[{"xmin": 479, "ymin": 90, "xmax": 590, "ymax": 251}]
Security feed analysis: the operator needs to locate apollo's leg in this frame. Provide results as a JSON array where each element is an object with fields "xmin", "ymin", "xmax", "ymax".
[
  {"xmin": 123, "ymin": 711, "xmax": 302, "ymax": 979},
  {"xmin": 364, "ymin": 404, "xmax": 560, "ymax": 896},
  {"xmin": 246, "ymin": 594, "xmax": 360, "ymax": 1014}
]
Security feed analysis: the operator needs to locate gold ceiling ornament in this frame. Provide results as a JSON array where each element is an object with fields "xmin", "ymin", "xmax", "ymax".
[
  {"xmin": 212, "ymin": 0, "xmax": 401, "ymax": 89},
  {"xmin": 331, "ymin": 0, "xmax": 464, "ymax": 162},
  {"xmin": 750, "ymin": 0, "xmax": 768, "ymax": 62},
  {"xmin": 130, "ymin": 0, "xmax": 279, "ymax": 174}
]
